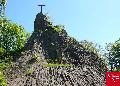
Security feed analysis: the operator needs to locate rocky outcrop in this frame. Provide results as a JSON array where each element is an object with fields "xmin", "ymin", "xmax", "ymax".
[
  {"xmin": 5, "ymin": 12, "xmax": 107, "ymax": 86},
  {"xmin": 8, "ymin": 66, "xmax": 105, "ymax": 86}
]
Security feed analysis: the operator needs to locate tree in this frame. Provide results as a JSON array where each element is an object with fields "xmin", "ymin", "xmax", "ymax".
[
  {"xmin": 79, "ymin": 40, "xmax": 104, "ymax": 55},
  {"xmin": 106, "ymin": 39, "xmax": 120, "ymax": 71},
  {"xmin": 0, "ymin": 0, "xmax": 7, "ymax": 17},
  {"xmin": 80, "ymin": 40, "xmax": 108, "ymax": 72},
  {"xmin": 0, "ymin": 18, "xmax": 30, "ymax": 61}
]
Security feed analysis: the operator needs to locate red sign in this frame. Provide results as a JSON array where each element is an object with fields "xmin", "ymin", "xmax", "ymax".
[{"xmin": 106, "ymin": 72, "xmax": 120, "ymax": 86}]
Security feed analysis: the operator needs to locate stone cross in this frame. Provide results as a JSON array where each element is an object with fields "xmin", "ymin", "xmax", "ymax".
[{"xmin": 38, "ymin": 4, "xmax": 45, "ymax": 13}]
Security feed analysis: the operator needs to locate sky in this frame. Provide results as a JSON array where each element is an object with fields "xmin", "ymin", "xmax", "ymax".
[{"xmin": 6, "ymin": 0, "xmax": 120, "ymax": 48}]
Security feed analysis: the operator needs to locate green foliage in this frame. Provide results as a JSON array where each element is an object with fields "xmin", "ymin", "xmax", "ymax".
[
  {"xmin": 45, "ymin": 58, "xmax": 57, "ymax": 63},
  {"xmin": 53, "ymin": 27, "xmax": 62, "ymax": 32},
  {"xmin": 79, "ymin": 40, "xmax": 106, "ymax": 59},
  {"xmin": 0, "ymin": 62, "xmax": 10, "ymax": 71},
  {"xmin": 0, "ymin": 57, "xmax": 12, "ymax": 86},
  {"xmin": 0, "ymin": 61, "xmax": 8, "ymax": 86},
  {"xmin": 43, "ymin": 63, "xmax": 73, "ymax": 67},
  {"xmin": 32, "ymin": 54, "xmax": 39, "ymax": 59},
  {"xmin": 0, "ymin": 47, "xmax": 5, "ymax": 56},
  {"xmin": 80, "ymin": 40, "xmax": 108, "ymax": 72},
  {"xmin": 106, "ymin": 38, "xmax": 120, "ymax": 71},
  {"xmin": 0, "ymin": 18, "xmax": 30, "ymax": 61},
  {"xmin": 0, "ymin": 18, "xmax": 29, "ymax": 84},
  {"xmin": 0, "ymin": 71, "xmax": 7, "ymax": 86},
  {"xmin": 0, "ymin": 0, "xmax": 7, "ymax": 6},
  {"xmin": 48, "ymin": 24, "xmax": 64, "ymax": 32},
  {"xmin": 114, "ymin": 67, "xmax": 120, "ymax": 72},
  {"xmin": 25, "ymin": 67, "xmax": 35, "ymax": 75},
  {"xmin": 80, "ymin": 40, "xmax": 99, "ymax": 53},
  {"xmin": 54, "ymin": 25, "xmax": 64, "ymax": 32},
  {"xmin": 0, "ymin": 0, "xmax": 7, "ymax": 17}
]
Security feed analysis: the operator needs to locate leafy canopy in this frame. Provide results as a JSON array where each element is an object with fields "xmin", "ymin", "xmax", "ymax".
[
  {"xmin": 107, "ymin": 38, "xmax": 120, "ymax": 71},
  {"xmin": 0, "ymin": 18, "xmax": 30, "ymax": 61}
]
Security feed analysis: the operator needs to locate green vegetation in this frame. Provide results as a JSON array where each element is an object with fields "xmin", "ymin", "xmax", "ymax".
[
  {"xmin": 0, "ymin": 0, "xmax": 7, "ymax": 6},
  {"xmin": 43, "ymin": 63, "xmax": 73, "ymax": 67},
  {"xmin": 0, "ymin": 62, "xmax": 8, "ymax": 86},
  {"xmin": 1, "ymin": 1, "xmax": 120, "ymax": 85},
  {"xmin": 32, "ymin": 54, "xmax": 39, "ymax": 59},
  {"xmin": 114, "ymin": 67, "xmax": 120, "ymax": 72},
  {"xmin": 0, "ymin": 17, "xmax": 30, "ymax": 85},
  {"xmin": 25, "ymin": 67, "xmax": 35, "ymax": 75},
  {"xmin": 106, "ymin": 38, "xmax": 120, "ymax": 71},
  {"xmin": 53, "ymin": 27, "xmax": 62, "ymax": 32},
  {"xmin": 80, "ymin": 40, "xmax": 105, "ymax": 57},
  {"xmin": 0, "ymin": 18, "xmax": 29, "ymax": 86},
  {"xmin": 0, "ymin": 18, "xmax": 30, "ymax": 61},
  {"xmin": 80, "ymin": 40, "xmax": 108, "ymax": 72},
  {"xmin": 0, "ymin": 62, "xmax": 10, "ymax": 70},
  {"xmin": 0, "ymin": 0, "xmax": 7, "ymax": 18},
  {"xmin": 53, "ymin": 25, "xmax": 64, "ymax": 32},
  {"xmin": 48, "ymin": 24, "xmax": 64, "ymax": 32},
  {"xmin": 80, "ymin": 40, "xmax": 103, "ymax": 55},
  {"xmin": 0, "ymin": 71, "xmax": 7, "ymax": 86}
]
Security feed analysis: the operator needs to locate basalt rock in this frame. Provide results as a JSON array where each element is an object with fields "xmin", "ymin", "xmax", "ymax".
[{"xmin": 5, "ymin": 12, "xmax": 107, "ymax": 86}]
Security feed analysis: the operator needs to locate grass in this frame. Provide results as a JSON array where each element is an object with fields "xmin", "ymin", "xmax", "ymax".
[
  {"xmin": 43, "ymin": 63, "xmax": 73, "ymax": 67},
  {"xmin": 53, "ymin": 27, "xmax": 62, "ymax": 32}
]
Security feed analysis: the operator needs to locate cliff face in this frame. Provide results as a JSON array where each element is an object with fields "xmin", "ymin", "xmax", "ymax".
[{"xmin": 5, "ymin": 13, "xmax": 107, "ymax": 86}]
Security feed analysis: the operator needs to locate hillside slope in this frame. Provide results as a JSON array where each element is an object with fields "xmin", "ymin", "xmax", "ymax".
[{"xmin": 5, "ymin": 13, "xmax": 107, "ymax": 86}]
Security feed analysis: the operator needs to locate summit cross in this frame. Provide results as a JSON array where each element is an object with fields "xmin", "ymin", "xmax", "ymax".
[{"xmin": 38, "ymin": 4, "xmax": 45, "ymax": 13}]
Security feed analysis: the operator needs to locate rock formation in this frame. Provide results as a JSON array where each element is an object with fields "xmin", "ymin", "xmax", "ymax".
[{"xmin": 5, "ymin": 12, "xmax": 107, "ymax": 86}]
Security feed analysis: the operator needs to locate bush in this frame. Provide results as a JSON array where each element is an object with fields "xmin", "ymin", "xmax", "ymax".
[
  {"xmin": 106, "ymin": 38, "xmax": 120, "ymax": 71},
  {"xmin": 0, "ymin": 18, "xmax": 30, "ymax": 61},
  {"xmin": 0, "ymin": 71, "xmax": 7, "ymax": 86}
]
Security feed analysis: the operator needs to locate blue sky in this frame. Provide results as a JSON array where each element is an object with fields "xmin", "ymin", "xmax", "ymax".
[{"xmin": 6, "ymin": 0, "xmax": 120, "ymax": 47}]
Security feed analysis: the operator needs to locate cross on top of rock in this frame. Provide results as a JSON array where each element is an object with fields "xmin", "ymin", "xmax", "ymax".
[{"xmin": 38, "ymin": 4, "xmax": 45, "ymax": 13}]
